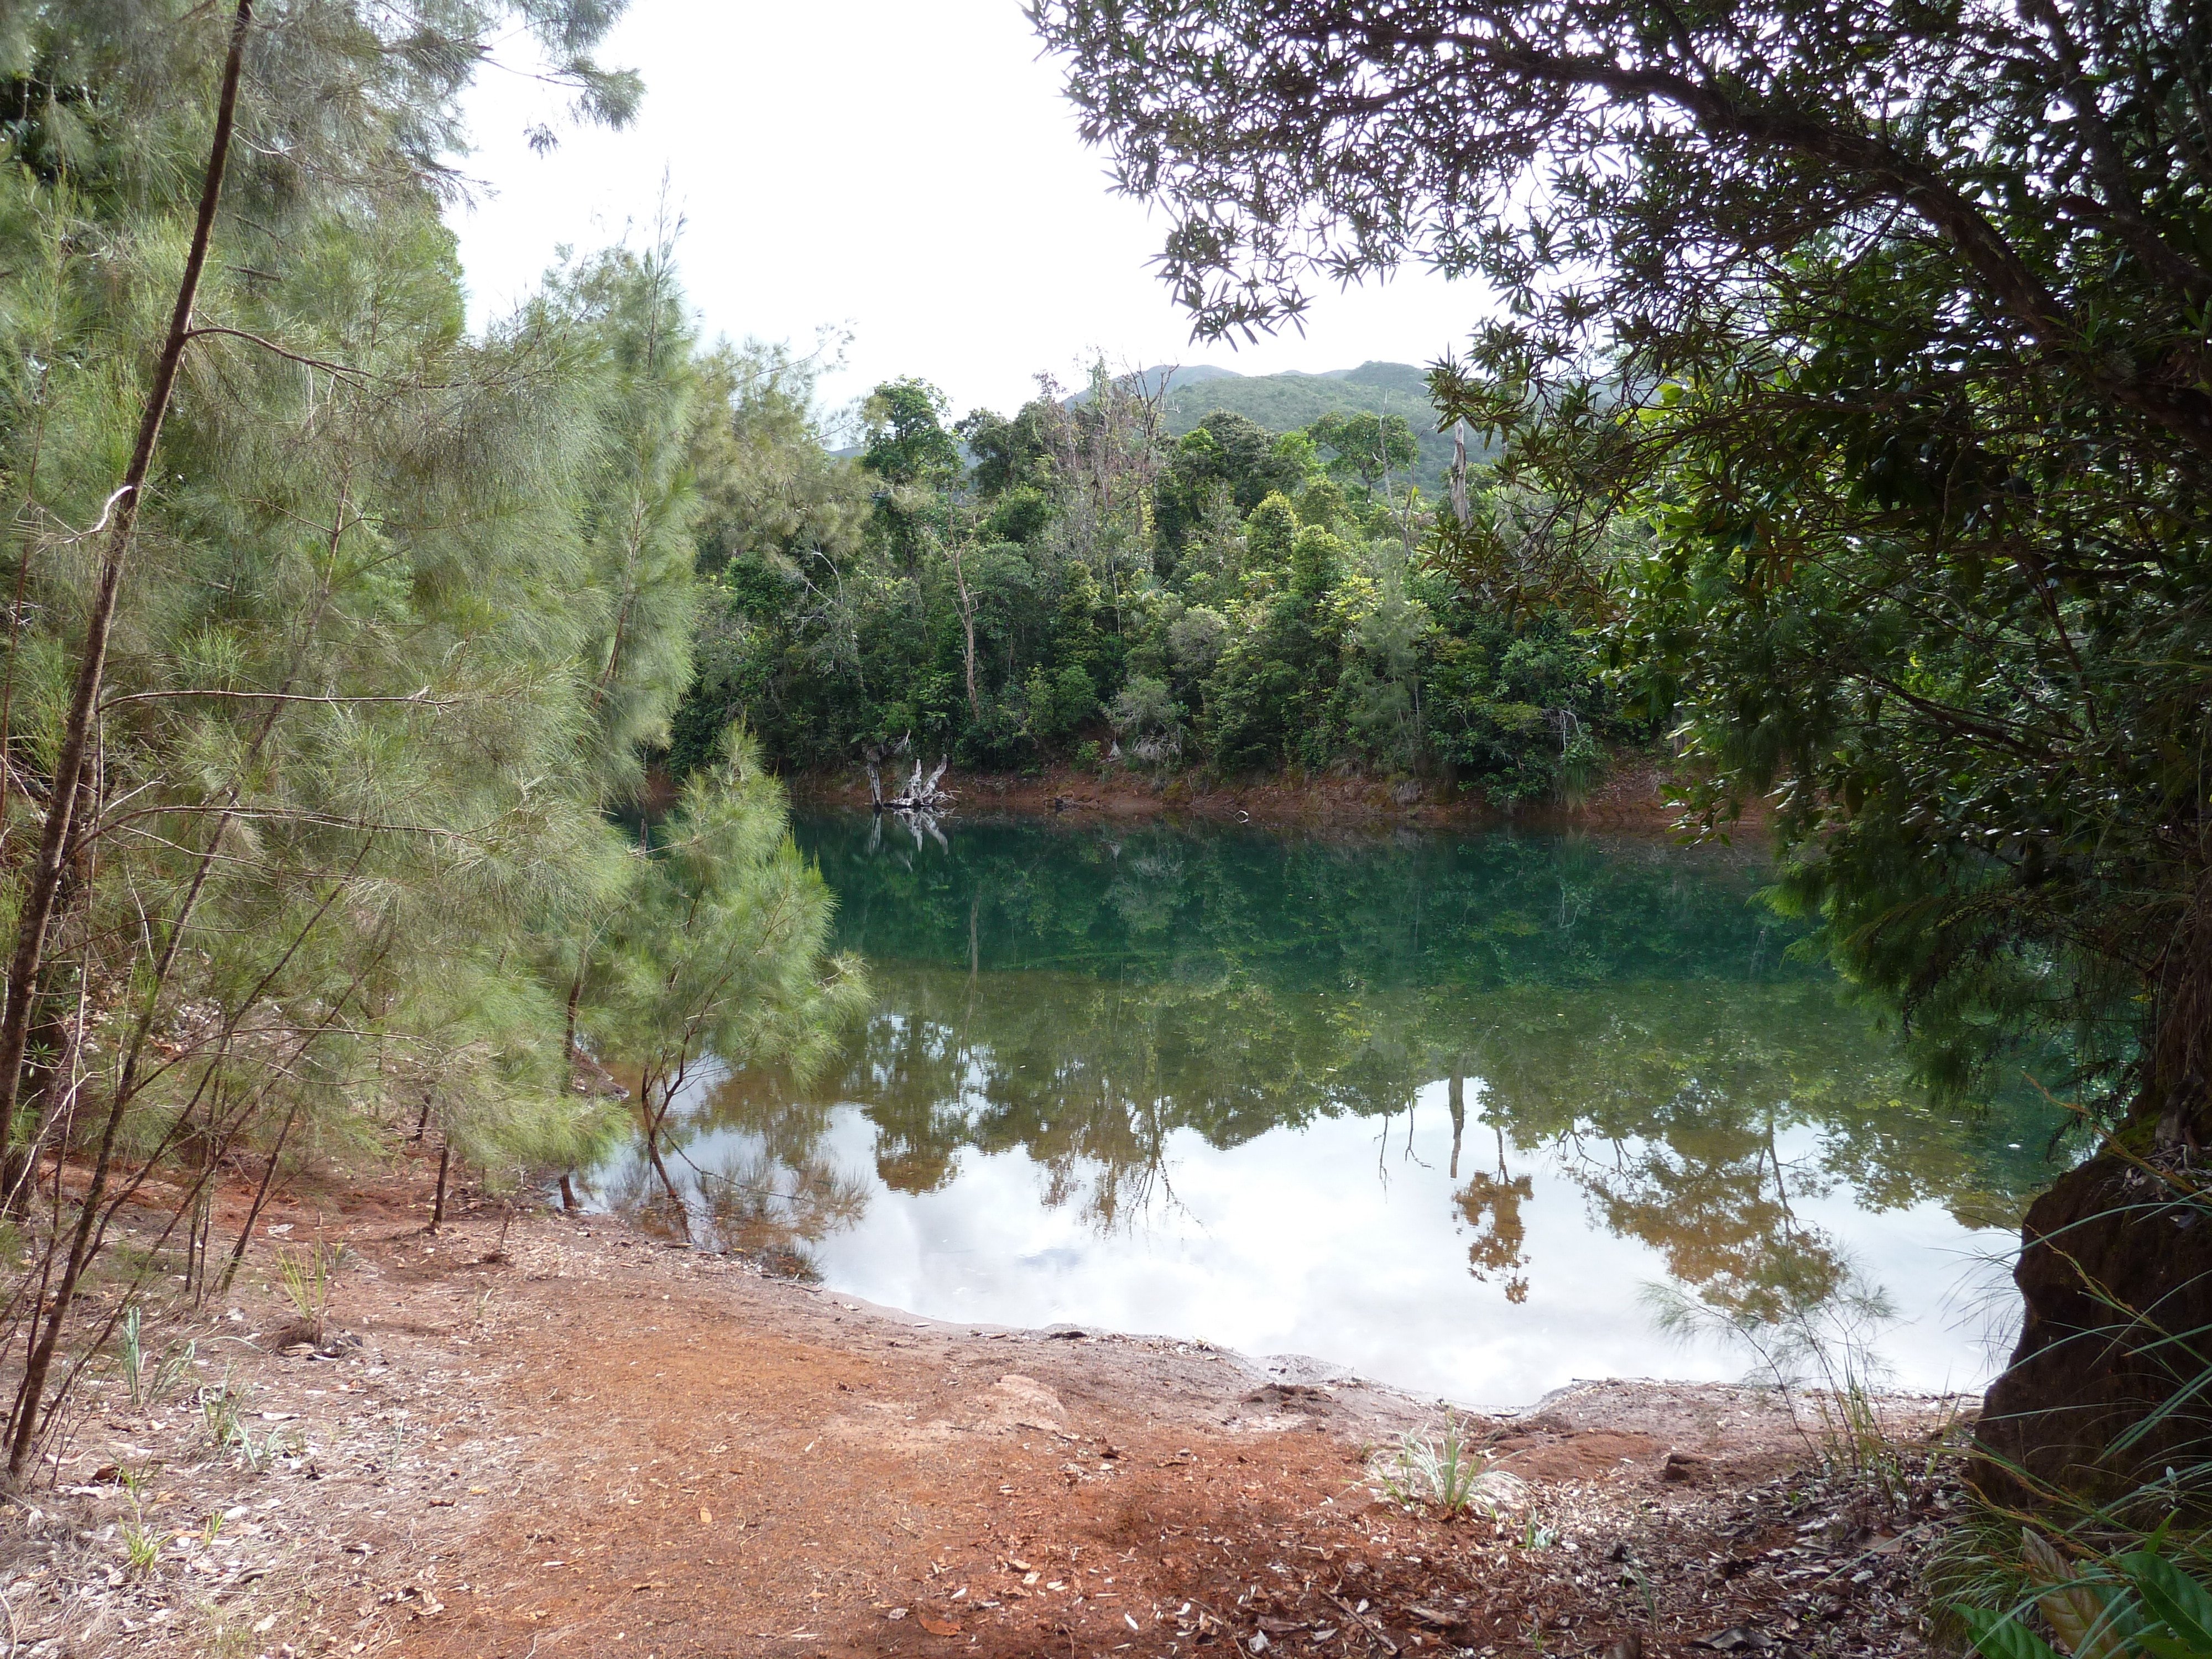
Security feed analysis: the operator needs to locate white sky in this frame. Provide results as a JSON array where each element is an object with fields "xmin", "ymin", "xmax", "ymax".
[{"xmin": 449, "ymin": 0, "xmax": 1493, "ymax": 420}]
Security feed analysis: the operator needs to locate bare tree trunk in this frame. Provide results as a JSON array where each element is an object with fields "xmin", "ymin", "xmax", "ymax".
[
  {"xmin": 0, "ymin": 0, "xmax": 254, "ymax": 1153},
  {"xmin": 949, "ymin": 539, "xmax": 980, "ymax": 721},
  {"xmin": 2151, "ymin": 877, "xmax": 2212, "ymax": 1151},
  {"xmin": 215, "ymin": 1100, "xmax": 302, "ymax": 1296},
  {"xmin": 1449, "ymin": 419, "xmax": 1473, "ymax": 528},
  {"xmin": 0, "ymin": 2, "xmax": 255, "ymax": 1482},
  {"xmin": 638, "ymin": 1082, "xmax": 689, "ymax": 1239},
  {"xmin": 1448, "ymin": 1064, "xmax": 1465, "ymax": 1181},
  {"xmin": 564, "ymin": 969, "xmax": 585, "ymax": 1072},
  {"xmin": 427, "ymin": 1141, "xmax": 451, "ymax": 1235}
]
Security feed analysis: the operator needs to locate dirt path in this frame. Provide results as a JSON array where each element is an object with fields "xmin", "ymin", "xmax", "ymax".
[{"xmin": 1, "ymin": 1182, "xmax": 1960, "ymax": 1659}]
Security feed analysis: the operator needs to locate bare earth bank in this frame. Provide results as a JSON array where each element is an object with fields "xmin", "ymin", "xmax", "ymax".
[
  {"xmin": 1, "ymin": 1161, "xmax": 1966, "ymax": 1659},
  {"xmin": 791, "ymin": 756, "xmax": 1772, "ymax": 837}
]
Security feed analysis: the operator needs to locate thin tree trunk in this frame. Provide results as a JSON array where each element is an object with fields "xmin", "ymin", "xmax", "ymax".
[
  {"xmin": 428, "ymin": 1141, "xmax": 450, "ymax": 1234},
  {"xmin": 950, "ymin": 540, "xmax": 980, "ymax": 721},
  {"xmin": 2151, "ymin": 872, "xmax": 2212, "ymax": 1149},
  {"xmin": 639, "ymin": 1084, "xmax": 688, "ymax": 1238},
  {"xmin": 587, "ymin": 244, "xmax": 674, "ymax": 727},
  {"xmin": 0, "ymin": 0, "xmax": 254, "ymax": 1178},
  {"xmin": 6, "ymin": 857, "xmax": 347, "ymax": 1477},
  {"xmin": 1448, "ymin": 1064, "xmax": 1465, "ymax": 1181},
  {"xmin": 215, "ymin": 1100, "xmax": 301, "ymax": 1296}
]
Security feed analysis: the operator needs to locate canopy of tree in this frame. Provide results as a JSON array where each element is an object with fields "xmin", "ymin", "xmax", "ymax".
[{"xmin": 1030, "ymin": 0, "xmax": 2212, "ymax": 1513}]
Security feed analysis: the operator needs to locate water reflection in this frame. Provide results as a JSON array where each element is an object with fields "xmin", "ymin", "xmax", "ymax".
[{"xmin": 587, "ymin": 815, "xmax": 2060, "ymax": 1396}]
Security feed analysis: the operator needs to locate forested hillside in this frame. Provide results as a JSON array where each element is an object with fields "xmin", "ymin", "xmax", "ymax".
[
  {"xmin": 677, "ymin": 364, "xmax": 1631, "ymax": 801},
  {"xmin": 1118, "ymin": 361, "xmax": 1466, "ymax": 492}
]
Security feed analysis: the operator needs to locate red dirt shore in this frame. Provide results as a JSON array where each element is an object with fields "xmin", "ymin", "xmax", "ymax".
[
  {"xmin": 792, "ymin": 757, "xmax": 1770, "ymax": 838},
  {"xmin": 2, "ymin": 1158, "xmax": 1962, "ymax": 1659}
]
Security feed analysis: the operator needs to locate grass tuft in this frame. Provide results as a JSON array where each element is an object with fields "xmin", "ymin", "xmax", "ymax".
[{"xmin": 1366, "ymin": 1410, "xmax": 1525, "ymax": 1518}]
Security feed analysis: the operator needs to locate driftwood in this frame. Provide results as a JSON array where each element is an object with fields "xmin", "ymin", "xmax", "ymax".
[
  {"xmin": 878, "ymin": 756, "xmax": 950, "ymax": 813},
  {"xmin": 864, "ymin": 737, "xmax": 953, "ymax": 816}
]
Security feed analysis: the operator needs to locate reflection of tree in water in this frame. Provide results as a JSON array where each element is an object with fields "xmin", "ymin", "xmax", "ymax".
[
  {"xmin": 1451, "ymin": 1072, "xmax": 1533, "ymax": 1303},
  {"xmin": 1455, "ymin": 990, "xmax": 1928, "ymax": 1319},
  {"xmin": 593, "ymin": 1152, "xmax": 693, "ymax": 1245},
  {"xmin": 585, "ymin": 1068, "xmax": 874, "ymax": 1276},
  {"xmin": 1556, "ymin": 1100, "xmax": 1845, "ymax": 1323},
  {"xmin": 612, "ymin": 816, "xmax": 2072, "ymax": 1307},
  {"xmin": 837, "ymin": 964, "xmax": 1208, "ymax": 1232},
  {"xmin": 734, "ymin": 958, "xmax": 2059, "ymax": 1317},
  {"xmin": 681, "ymin": 1149, "xmax": 870, "ymax": 1282}
]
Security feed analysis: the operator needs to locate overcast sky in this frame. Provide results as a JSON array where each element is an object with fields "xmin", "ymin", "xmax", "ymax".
[{"xmin": 450, "ymin": 0, "xmax": 1490, "ymax": 420}]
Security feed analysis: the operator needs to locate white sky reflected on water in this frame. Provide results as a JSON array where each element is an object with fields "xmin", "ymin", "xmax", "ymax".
[{"xmin": 620, "ymin": 1078, "xmax": 2018, "ymax": 1410}]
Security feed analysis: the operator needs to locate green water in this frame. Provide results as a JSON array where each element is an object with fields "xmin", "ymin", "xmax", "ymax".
[{"xmin": 606, "ymin": 812, "xmax": 2060, "ymax": 1401}]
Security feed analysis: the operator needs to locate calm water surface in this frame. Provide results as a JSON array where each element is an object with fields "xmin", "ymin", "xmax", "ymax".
[{"xmin": 593, "ymin": 812, "xmax": 2063, "ymax": 1407}]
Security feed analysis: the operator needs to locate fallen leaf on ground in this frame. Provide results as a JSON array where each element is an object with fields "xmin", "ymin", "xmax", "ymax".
[{"xmin": 916, "ymin": 1614, "xmax": 961, "ymax": 1637}]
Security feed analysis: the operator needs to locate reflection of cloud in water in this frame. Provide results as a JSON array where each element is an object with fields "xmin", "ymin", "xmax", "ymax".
[
  {"xmin": 587, "ymin": 1026, "xmax": 2028, "ymax": 1404},
  {"xmin": 584, "ymin": 817, "xmax": 2054, "ymax": 1406},
  {"xmin": 1018, "ymin": 1247, "xmax": 1085, "ymax": 1272},
  {"xmin": 788, "ymin": 1083, "xmax": 2020, "ymax": 1407}
]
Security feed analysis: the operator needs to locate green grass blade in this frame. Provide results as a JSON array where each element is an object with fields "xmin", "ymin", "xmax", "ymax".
[{"xmin": 1955, "ymin": 1605, "xmax": 2065, "ymax": 1659}]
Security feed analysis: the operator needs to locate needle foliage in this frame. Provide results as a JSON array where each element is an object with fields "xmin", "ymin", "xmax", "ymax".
[{"xmin": 0, "ymin": 0, "xmax": 857, "ymax": 1474}]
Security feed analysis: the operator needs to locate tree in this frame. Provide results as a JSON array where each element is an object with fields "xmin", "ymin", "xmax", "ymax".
[
  {"xmin": 957, "ymin": 396, "xmax": 1060, "ymax": 498},
  {"xmin": 538, "ymin": 239, "xmax": 706, "ymax": 801},
  {"xmin": 1155, "ymin": 408, "xmax": 1307, "ymax": 555},
  {"xmin": 1029, "ymin": 0, "xmax": 2212, "ymax": 1502},
  {"xmin": 861, "ymin": 377, "xmax": 962, "ymax": 492},
  {"xmin": 672, "ymin": 336, "xmax": 875, "ymax": 776},
  {"xmin": 0, "ymin": 0, "xmax": 870, "ymax": 1483},
  {"xmin": 583, "ymin": 732, "xmax": 868, "ymax": 1237},
  {"xmin": 860, "ymin": 377, "xmax": 961, "ymax": 582},
  {"xmin": 1311, "ymin": 410, "xmax": 1417, "ymax": 493}
]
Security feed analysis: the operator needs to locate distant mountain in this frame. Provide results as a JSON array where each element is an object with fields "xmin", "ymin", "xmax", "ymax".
[
  {"xmin": 1151, "ymin": 361, "xmax": 1464, "ymax": 494},
  {"xmin": 839, "ymin": 361, "xmax": 1480, "ymax": 492},
  {"xmin": 1063, "ymin": 363, "xmax": 1243, "ymax": 403}
]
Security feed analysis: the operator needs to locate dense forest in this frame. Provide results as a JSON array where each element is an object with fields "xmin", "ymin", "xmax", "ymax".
[{"xmin": 675, "ymin": 361, "xmax": 1630, "ymax": 802}]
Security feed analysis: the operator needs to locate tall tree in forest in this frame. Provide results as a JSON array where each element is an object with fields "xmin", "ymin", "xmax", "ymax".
[{"xmin": 549, "ymin": 236, "xmax": 707, "ymax": 801}]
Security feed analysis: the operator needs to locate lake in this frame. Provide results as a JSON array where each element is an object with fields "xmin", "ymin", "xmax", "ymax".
[{"xmin": 589, "ymin": 811, "xmax": 2061, "ymax": 1408}]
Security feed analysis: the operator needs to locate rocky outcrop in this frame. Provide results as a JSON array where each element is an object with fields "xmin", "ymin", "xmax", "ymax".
[{"xmin": 1975, "ymin": 1153, "xmax": 2212, "ymax": 1510}]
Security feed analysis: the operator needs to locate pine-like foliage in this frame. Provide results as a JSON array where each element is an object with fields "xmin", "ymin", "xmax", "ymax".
[{"xmin": 0, "ymin": 1, "xmax": 857, "ymax": 1474}]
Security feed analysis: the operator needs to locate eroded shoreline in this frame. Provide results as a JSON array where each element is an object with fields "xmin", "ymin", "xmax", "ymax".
[
  {"xmin": 789, "ymin": 754, "xmax": 1769, "ymax": 837},
  {"xmin": 3, "ymin": 1164, "xmax": 1970, "ymax": 1658}
]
